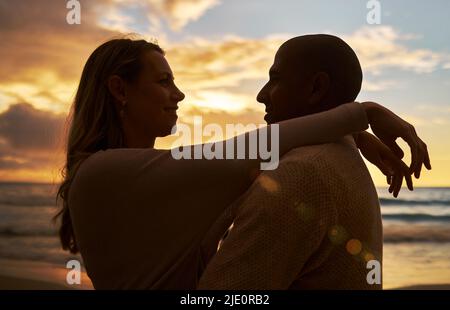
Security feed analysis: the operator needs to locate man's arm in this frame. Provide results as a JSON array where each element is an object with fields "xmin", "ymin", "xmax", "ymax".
[{"xmin": 198, "ymin": 158, "xmax": 338, "ymax": 290}]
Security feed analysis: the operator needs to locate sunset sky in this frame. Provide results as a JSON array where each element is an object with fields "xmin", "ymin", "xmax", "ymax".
[{"xmin": 0, "ymin": 0, "xmax": 449, "ymax": 186}]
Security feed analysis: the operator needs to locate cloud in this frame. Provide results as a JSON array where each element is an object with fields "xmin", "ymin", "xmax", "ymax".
[
  {"xmin": 398, "ymin": 114, "xmax": 449, "ymax": 128},
  {"xmin": 362, "ymin": 79, "xmax": 400, "ymax": 92},
  {"xmin": 0, "ymin": 0, "xmax": 123, "ymax": 113},
  {"xmin": 165, "ymin": 26, "xmax": 450, "ymax": 100},
  {"xmin": 410, "ymin": 105, "xmax": 450, "ymax": 126},
  {"xmin": 2, "ymin": 2, "xmax": 447, "ymax": 119},
  {"xmin": 0, "ymin": 0, "xmax": 222, "ymax": 112},
  {"xmin": 151, "ymin": 0, "xmax": 221, "ymax": 31},
  {"xmin": 0, "ymin": 103, "xmax": 66, "ymax": 183},
  {"xmin": 0, "ymin": 103, "xmax": 66, "ymax": 152},
  {"xmin": 416, "ymin": 104, "xmax": 450, "ymax": 114},
  {"xmin": 97, "ymin": 4, "xmax": 136, "ymax": 33},
  {"xmin": 113, "ymin": 0, "xmax": 221, "ymax": 31},
  {"xmin": 344, "ymin": 26, "xmax": 444, "ymax": 74},
  {"xmin": 165, "ymin": 35, "xmax": 287, "ymax": 91}
]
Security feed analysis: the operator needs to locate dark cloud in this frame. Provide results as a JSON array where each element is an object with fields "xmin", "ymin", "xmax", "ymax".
[
  {"xmin": 0, "ymin": 103, "xmax": 67, "ymax": 172},
  {"xmin": 0, "ymin": 103, "xmax": 66, "ymax": 150}
]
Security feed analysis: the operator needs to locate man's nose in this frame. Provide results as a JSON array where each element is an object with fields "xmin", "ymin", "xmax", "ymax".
[{"xmin": 256, "ymin": 84, "xmax": 268, "ymax": 104}]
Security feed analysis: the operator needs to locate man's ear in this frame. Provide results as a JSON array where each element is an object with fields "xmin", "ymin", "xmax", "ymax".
[
  {"xmin": 307, "ymin": 72, "xmax": 330, "ymax": 106},
  {"xmin": 107, "ymin": 75, "xmax": 127, "ymax": 104}
]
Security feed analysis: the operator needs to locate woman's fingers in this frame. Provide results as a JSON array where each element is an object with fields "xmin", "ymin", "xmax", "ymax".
[
  {"xmin": 398, "ymin": 159, "xmax": 413, "ymax": 191},
  {"xmin": 413, "ymin": 133, "xmax": 425, "ymax": 179},
  {"xmin": 388, "ymin": 175, "xmax": 399, "ymax": 197},
  {"xmin": 390, "ymin": 126, "xmax": 430, "ymax": 182},
  {"xmin": 388, "ymin": 180, "xmax": 394, "ymax": 194},
  {"xmin": 414, "ymin": 140, "xmax": 428, "ymax": 179},
  {"xmin": 414, "ymin": 138, "xmax": 431, "ymax": 178},
  {"xmin": 364, "ymin": 102, "xmax": 430, "ymax": 179},
  {"xmin": 386, "ymin": 156, "xmax": 413, "ymax": 196},
  {"xmin": 363, "ymin": 102, "xmax": 430, "ymax": 187},
  {"xmin": 378, "ymin": 157, "xmax": 395, "ymax": 177},
  {"xmin": 393, "ymin": 173, "xmax": 403, "ymax": 198},
  {"xmin": 389, "ymin": 171, "xmax": 402, "ymax": 197},
  {"xmin": 387, "ymin": 140, "xmax": 405, "ymax": 159},
  {"xmin": 402, "ymin": 125, "xmax": 424, "ymax": 179},
  {"xmin": 404, "ymin": 168, "xmax": 413, "ymax": 191},
  {"xmin": 423, "ymin": 142, "xmax": 432, "ymax": 170}
]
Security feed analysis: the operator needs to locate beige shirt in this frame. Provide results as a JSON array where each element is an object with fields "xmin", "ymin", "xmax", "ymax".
[
  {"xmin": 67, "ymin": 103, "xmax": 369, "ymax": 289},
  {"xmin": 198, "ymin": 137, "xmax": 382, "ymax": 290}
]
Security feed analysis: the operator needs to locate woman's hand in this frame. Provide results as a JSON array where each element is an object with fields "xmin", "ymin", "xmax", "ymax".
[
  {"xmin": 362, "ymin": 101, "xmax": 431, "ymax": 179},
  {"xmin": 355, "ymin": 131, "xmax": 413, "ymax": 197}
]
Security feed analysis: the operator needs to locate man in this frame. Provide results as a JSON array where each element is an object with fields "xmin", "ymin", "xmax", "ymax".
[{"xmin": 198, "ymin": 34, "xmax": 384, "ymax": 289}]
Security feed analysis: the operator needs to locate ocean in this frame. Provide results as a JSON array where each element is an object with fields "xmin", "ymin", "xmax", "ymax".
[{"xmin": 0, "ymin": 182, "xmax": 449, "ymax": 289}]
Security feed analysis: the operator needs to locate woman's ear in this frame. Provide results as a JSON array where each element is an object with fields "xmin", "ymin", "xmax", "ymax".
[
  {"xmin": 308, "ymin": 71, "xmax": 330, "ymax": 106},
  {"xmin": 107, "ymin": 75, "xmax": 127, "ymax": 104}
]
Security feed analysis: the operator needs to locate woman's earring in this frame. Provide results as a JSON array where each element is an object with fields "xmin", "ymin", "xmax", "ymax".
[{"xmin": 120, "ymin": 100, "xmax": 127, "ymax": 118}]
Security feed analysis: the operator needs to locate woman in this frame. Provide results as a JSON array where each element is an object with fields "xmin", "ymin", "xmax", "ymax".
[{"xmin": 56, "ymin": 38, "xmax": 430, "ymax": 289}]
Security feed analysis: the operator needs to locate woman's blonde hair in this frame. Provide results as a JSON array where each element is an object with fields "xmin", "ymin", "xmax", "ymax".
[{"xmin": 55, "ymin": 38, "xmax": 164, "ymax": 253}]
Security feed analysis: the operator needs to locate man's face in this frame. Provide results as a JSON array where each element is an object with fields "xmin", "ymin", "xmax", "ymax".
[{"xmin": 257, "ymin": 48, "xmax": 313, "ymax": 124}]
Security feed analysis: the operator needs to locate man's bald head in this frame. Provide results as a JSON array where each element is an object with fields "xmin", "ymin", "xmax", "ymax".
[
  {"xmin": 279, "ymin": 34, "xmax": 362, "ymax": 106},
  {"xmin": 258, "ymin": 34, "xmax": 363, "ymax": 123}
]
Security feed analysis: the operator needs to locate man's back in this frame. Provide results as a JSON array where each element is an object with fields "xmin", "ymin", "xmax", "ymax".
[
  {"xmin": 286, "ymin": 137, "xmax": 382, "ymax": 289},
  {"xmin": 198, "ymin": 136, "xmax": 382, "ymax": 289}
]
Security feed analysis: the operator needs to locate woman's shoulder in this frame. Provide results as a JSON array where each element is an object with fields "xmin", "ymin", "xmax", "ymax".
[
  {"xmin": 69, "ymin": 148, "xmax": 171, "ymax": 201},
  {"xmin": 75, "ymin": 148, "xmax": 169, "ymax": 183},
  {"xmin": 89, "ymin": 147, "xmax": 163, "ymax": 160},
  {"xmin": 87, "ymin": 147, "xmax": 167, "ymax": 166}
]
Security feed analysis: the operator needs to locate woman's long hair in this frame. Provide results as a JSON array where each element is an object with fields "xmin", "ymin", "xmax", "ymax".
[{"xmin": 55, "ymin": 38, "xmax": 164, "ymax": 254}]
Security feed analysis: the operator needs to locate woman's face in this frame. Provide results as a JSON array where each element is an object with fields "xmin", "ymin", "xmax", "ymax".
[{"xmin": 125, "ymin": 50, "xmax": 185, "ymax": 140}]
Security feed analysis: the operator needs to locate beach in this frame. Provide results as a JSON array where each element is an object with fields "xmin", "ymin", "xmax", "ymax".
[
  {"xmin": 0, "ymin": 258, "xmax": 93, "ymax": 290},
  {"xmin": 0, "ymin": 266, "xmax": 448, "ymax": 290},
  {"xmin": 0, "ymin": 275, "xmax": 68, "ymax": 290}
]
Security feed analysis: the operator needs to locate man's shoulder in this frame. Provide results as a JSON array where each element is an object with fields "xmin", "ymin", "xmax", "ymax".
[{"xmin": 279, "ymin": 136, "xmax": 358, "ymax": 168}]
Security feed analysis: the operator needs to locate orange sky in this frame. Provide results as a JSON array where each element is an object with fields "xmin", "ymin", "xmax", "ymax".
[{"xmin": 0, "ymin": 0, "xmax": 448, "ymax": 187}]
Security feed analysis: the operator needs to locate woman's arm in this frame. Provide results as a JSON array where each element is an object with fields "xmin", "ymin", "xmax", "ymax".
[
  {"xmin": 168, "ymin": 101, "xmax": 430, "ymax": 189},
  {"xmin": 158, "ymin": 101, "xmax": 429, "ymax": 209},
  {"xmin": 171, "ymin": 101, "xmax": 368, "ymax": 174}
]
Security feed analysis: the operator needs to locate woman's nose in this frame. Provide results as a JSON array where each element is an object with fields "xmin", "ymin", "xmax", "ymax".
[
  {"xmin": 178, "ymin": 90, "xmax": 185, "ymax": 101},
  {"xmin": 173, "ymin": 85, "xmax": 185, "ymax": 101}
]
